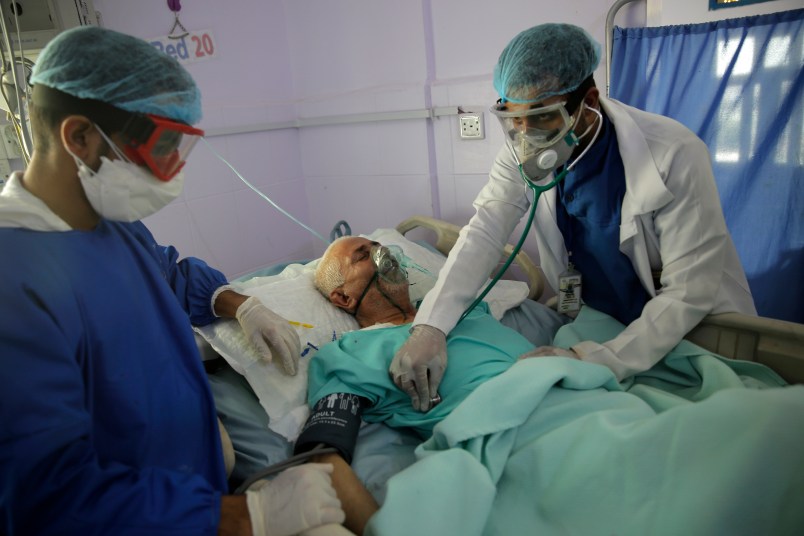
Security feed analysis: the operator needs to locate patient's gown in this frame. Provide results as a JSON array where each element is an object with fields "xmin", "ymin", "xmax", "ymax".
[
  {"xmin": 0, "ymin": 219, "xmax": 229, "ymax": 534},
  {"xmin": 307, "ymin": 302, "xmax": 534, "ymax": 438}
]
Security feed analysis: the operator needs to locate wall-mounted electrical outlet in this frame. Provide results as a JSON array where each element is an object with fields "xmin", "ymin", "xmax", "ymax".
[{"xmin": 458, "ymin": 113, "xmax": 484, "ymax": 140}]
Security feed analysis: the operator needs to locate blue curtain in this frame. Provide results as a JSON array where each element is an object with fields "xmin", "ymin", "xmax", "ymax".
[{"xmin": 611, "ymin": 9, "xmax": 804, "ymax": 323}]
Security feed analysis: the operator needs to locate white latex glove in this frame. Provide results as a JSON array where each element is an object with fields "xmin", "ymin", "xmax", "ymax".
[
  {"xmin": 246, "ymin": 463, "xmax": 345, "ymax": 536},
  {"xmin": 236, "ymin": 296, "xmax": 301, "ymax": 375},
  {"xmin": 389, "ymin": 324, "xmax": 447, "ymax": 412},
  {"xmin": 518, "ymin": 345, "xmax": 580, "ymax": 360},
  {"xmin": 299, "ymin": 524, "xmax": 356, "ymax": 536}
]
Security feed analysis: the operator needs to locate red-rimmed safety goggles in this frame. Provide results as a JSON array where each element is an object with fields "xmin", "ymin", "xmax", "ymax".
[
  {"xmin": 31, "ymin": 85, "xmax": 204, "ymax": 181},
  {"xmin": 121, "ymin": 114, "xmax": 204, "ymax": 181}
]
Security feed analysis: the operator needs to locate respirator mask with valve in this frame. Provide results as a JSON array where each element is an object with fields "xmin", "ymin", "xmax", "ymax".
[{"xmin": 490, "ymin": 99, "xmax": 584, "ymax": 182}]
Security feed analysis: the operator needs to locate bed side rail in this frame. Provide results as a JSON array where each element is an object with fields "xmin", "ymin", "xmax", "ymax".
[
  {"xmin": 396, "ymin": 215, "xmax": 544, "ymax": 301},
  {"xmin": 685, "ymin": 312, "xmax": 804, "ymax": 385}
]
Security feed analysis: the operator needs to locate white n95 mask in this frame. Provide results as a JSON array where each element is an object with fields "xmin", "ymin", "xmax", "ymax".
[
  {"xmin": 510, "ymin": 102, "xmax": 601, "ymax": 183},
  {"xmin": 519, "ymin": 130, "xmax": 579, "ymax": 181},
  {"xmin": 75, "ymin": 155, "xmax": 184, "ymax": 222},
  {"xmin": 492, "ymin": 99, "xmax": 578, "ymax": 181}
]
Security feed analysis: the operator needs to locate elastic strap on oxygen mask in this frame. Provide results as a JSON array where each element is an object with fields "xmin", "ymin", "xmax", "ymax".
[{"xmin": 352, "ymin": 246, "xmax": 409, "ymax": 320}]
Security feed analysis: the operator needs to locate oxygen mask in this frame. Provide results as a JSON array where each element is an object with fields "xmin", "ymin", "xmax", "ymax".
[
  {"xmin": 370, "ymin": 245, "xmax": 409, "ymax": 285},
  {"xmin": 352, "ymin": 244, "xmax": 415, "ymax": 321}
]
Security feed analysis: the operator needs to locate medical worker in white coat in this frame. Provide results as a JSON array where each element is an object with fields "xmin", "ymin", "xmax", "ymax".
[{"xmin": 390, "ymin": 23, "xmax": 756, "ymax": 411}]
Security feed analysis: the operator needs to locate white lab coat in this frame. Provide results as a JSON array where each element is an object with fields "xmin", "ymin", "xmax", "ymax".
[{"xmin": 415, "ymin": 97, "xmax": 756, "ymax": 380}]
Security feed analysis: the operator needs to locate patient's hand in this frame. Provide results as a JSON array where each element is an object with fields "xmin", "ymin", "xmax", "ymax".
[
  {"xmin": 518, "ymin": 345, "xmax": 579, "ymax": 360},
  {"xmin": 310, "ymin": 453, "xmax": 379, "ymax": 536}
]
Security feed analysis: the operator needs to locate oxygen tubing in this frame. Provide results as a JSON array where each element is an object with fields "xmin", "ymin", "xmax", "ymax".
[{"xmin": 201, "ymin": 138, "xmax": 331, "ymax": 245}]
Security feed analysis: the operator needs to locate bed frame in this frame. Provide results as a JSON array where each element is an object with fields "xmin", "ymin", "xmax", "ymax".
[{"xmin": 396, "ymin": 215, "xmax": 804, "ymax": 385}]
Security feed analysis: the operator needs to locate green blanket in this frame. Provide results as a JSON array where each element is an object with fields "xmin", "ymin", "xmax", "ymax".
[{"xmin": 365, "ymin": 308, "xmax": 804, "ymax": 536}]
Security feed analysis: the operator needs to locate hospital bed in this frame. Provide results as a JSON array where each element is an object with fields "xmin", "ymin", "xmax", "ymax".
[{"xmin": 195, "ymin": 215, "xmax": 804, "ymax": 534}]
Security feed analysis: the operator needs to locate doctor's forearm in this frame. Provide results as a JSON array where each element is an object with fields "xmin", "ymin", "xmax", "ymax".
[
  {"xmin": 213, "ymin": 289, "xmax": 249, "ymax": 318},
  {"xmin": 218, "ymin": 495, "xmax": 251, "ymax": 536}
]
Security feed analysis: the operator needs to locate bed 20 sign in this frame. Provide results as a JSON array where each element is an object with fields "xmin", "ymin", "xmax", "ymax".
[{"xmin": 150, "ymin": 30, "xmax": 217, "ymax": 64}]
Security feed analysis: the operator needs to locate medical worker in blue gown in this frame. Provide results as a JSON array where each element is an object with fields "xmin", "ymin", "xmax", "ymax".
[
  {"xmin": 0, "ymin": 27, "xmax": 344, "ymax": 536},
  {"xmin": 390, "ymin": 23, "xmax": 758, "ymax": 411}
]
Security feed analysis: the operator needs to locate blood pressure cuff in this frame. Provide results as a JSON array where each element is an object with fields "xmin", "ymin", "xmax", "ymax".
[{"xmin": 293, "ymin": 393, "xmax": 370, "ymax": 465}]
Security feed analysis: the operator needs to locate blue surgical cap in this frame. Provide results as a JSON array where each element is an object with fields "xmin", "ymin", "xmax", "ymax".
[
  {"xmin": 493, "ymin": 23, "xmax": 601, "ymax": 104},
  {"xmin": 30, "ymin": 26, "xmax": 202, "ymax": 125}
]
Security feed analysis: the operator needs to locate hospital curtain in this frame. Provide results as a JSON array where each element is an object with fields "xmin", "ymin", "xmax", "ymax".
[{"xmin": 610, "ymin": 8, "xmax": 804, "ymax": 323}]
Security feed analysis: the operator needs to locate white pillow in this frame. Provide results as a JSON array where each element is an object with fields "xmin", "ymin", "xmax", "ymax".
[{"xmin": 195, "ymin": 228, "xmax": 529, "ymax": 440}]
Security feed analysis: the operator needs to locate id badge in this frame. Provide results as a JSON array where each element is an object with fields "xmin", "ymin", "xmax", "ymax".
[{"xmin": 557, "ymin": 263, "xmax": 582, "ymax": 314}]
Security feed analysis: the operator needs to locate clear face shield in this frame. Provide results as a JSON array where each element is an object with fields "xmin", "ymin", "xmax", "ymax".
[
  {"xmin": 490, "ymin": 100, "xmax": 591, "ymax": 183},
  {"xmin": 490, "ymin": 101, "xmax": 574, "ymax": 160}
]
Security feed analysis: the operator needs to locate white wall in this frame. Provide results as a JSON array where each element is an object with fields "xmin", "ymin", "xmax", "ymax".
[
  {"xmin": 88, "ymin": 0, "xmax": 796, "ymax": 283},
  {"xmin": 284, "ymin": 0, "xmax": 646, "ymax": 282},
  {"xmin": 94, "ymin": 0, "xmax": 314, "ymax": 279}
]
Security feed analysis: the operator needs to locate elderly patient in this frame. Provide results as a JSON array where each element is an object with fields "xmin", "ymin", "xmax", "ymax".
[
  {"xmin": 294, "ymin": 236, "xmax": 804, "ymax": 536},
  {"xmin": 293, "ymin": 236, "xmax": 536, "ymax": 533}
]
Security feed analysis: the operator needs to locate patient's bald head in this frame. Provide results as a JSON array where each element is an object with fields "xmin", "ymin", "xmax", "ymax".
[
  {"xmin": 314, "ymin": 236, "xmax": 416, "ymax": 327},
  {"xmin": 315, "ymin": 236, "xmax": 381, "ymax": 298},
  {"xmin": 315, "ymin": 237, "xmax": 351, "ymax": 299}
]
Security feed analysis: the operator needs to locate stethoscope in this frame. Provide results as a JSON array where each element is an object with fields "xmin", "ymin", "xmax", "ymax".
[
  {"xmin": 456, "ymin": 163, "xmax": 569, "ymax": 324},
  {"xmin": 457, "ymin": 107, "xmax": 602, "ymax": 324}
]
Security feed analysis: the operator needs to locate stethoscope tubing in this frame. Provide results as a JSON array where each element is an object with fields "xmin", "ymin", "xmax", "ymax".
[{"xmin": 457, "ymin": 166, "xmax": 567, "ymax": 324}]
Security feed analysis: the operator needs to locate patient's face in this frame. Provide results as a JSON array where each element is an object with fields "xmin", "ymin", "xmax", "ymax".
[
  {"xmin": 332, "ymin": 236, "xmax": 379, "ymax": 268},
  {"xmin": 331, "ymin": 236, "xmax": 411, "ymax": 308},
  {"xmin": 332, "ymin": 237, "xmax": 381, "ymax": 286}
]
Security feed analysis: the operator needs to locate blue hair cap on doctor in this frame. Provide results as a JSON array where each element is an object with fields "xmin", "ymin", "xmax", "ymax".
[
  {"xmin": 493, "ymin": 23, "xmax": 601, "ymax": 104},
  {"xmin": 30, "ymin": 26, "xmax": 202, "ymax": 125}
]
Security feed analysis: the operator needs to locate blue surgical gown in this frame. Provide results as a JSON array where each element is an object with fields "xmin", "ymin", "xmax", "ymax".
[{"xmin": 0, "ymin": 220, "xmax": 229, "ymax": 535}]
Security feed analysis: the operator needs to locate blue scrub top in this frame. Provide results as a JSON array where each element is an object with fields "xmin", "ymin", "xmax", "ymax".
[
  {"xmin": 0, "ymin": 220, "xmax": 228, "ymax": 535},
  {"xmin": 556, "ymin": 113, "xmax": 651, "ymax": 325}
]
